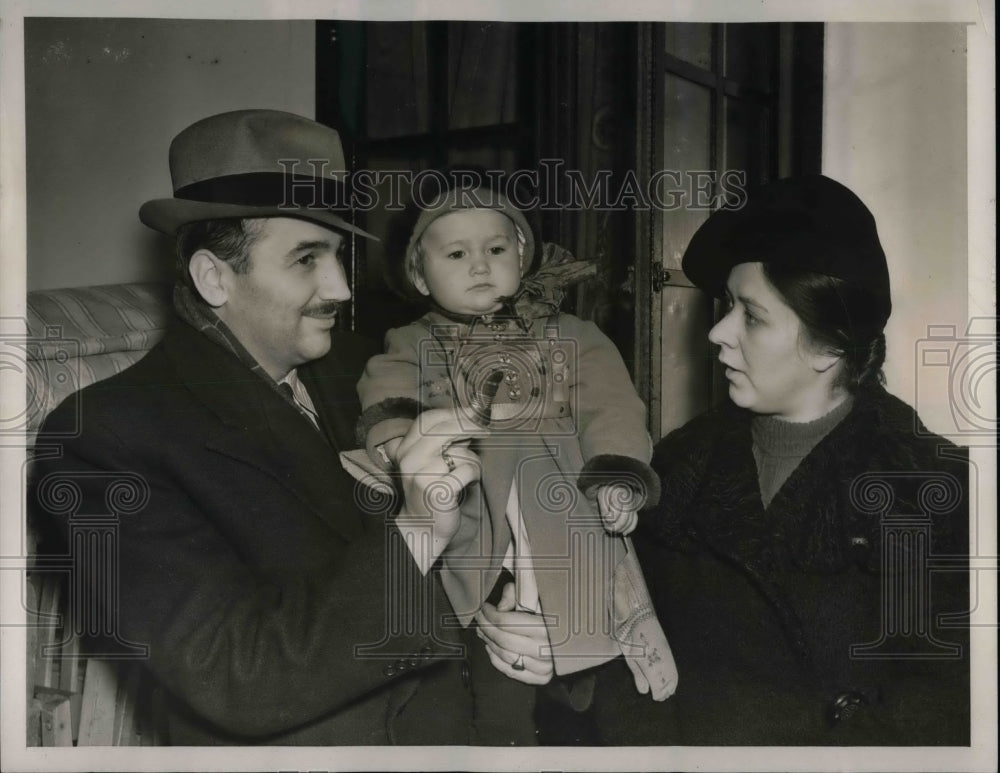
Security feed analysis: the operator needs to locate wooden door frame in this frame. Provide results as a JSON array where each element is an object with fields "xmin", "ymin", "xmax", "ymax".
[
  {"xmin": 632, "ymin": 21, "xmax": 823, "ymax": 440},
  {"xmin": 632, "ymin": 22, "xmax": 660, "ymax": 434}
]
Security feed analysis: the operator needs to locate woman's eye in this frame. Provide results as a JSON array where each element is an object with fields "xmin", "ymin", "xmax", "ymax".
[
  {"xmin": 296, "ymin": 254, "xmax": 315, "ymax": 266},
  {"xmin": 743, "ymin": 309, "xmax": 759, "ymax": 326}
]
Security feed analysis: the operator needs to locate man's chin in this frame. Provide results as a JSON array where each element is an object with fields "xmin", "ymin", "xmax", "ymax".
[{"xmin": 299, "ymin": 335, "xmax": 333, "ymax": 364}]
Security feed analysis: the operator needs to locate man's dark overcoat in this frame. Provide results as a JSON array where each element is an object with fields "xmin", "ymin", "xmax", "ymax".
[{"xmin": 30, "ymin": 319, "xmax": 478, "ymax": 745}]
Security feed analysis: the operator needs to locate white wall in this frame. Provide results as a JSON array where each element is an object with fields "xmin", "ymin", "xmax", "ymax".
[
  {"xmin": 25, "ymin": 18, "xmax": 315, "ymax": 291},
  {"xmin": 822, "ymin": 22, "xmax": 967, "ymax": 436}
]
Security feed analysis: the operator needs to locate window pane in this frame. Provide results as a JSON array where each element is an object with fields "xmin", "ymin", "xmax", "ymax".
[
  {"xmin": 660, "ymin": 74, "xmax": 712, "ymax": 269},
  {"xmin": 725, "ymin": 96, "xmax": 773, "ymax": 188},
  {"xmin": 356, "ymin": 154, "xmax": 426, "ymax": 294},
  {"xmin": 659, "ymin": 286, "xmax": 715, "ymax": 434},
  {"xmin": 446, "ymin": 146, "xmax": 519, "ymax": 175},
  {"xmin": 447, "ymin": 22, "xmax": 518, "ymax": 130},
  {"xmin": 366, "ymin": 23, "xmax": 430, "ymax": 138},
  {"xmin": 724, "ymin": 23, "xmax": 776, "ymax": 93},
  {"xmin": 353, "ymin": 153, "xmax": 430, "ymax": 338},
  {"xmin": 664, "ymin": 23, "xmax": 713, "ymax": 70}
]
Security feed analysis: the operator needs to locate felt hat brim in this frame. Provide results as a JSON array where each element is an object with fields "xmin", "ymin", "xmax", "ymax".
[{"xmin": 139, "ymin": 198, "xmax": 378, "ymax": 241}]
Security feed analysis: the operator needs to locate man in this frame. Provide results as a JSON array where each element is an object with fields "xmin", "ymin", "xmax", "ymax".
[{"xmin": 29, "ymin": 110, "xmax": 547, "ymax": 745}]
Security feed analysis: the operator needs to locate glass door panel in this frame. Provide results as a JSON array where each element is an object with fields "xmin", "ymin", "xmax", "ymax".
[
  {"xmin": 660, "ymin": 74, "xmax": 712, "ymax": 271},
  {"xmin": 447, "ymin": 22, "xmax": 519, "ymax": 130},
  {"xmin": 365, "ymin": 23, "xmax": 430, "ymax": 138},
  {"xmin": 649, "ymin": 22, "xmax": 783, "ymax": 438},
  {"xmin": 657, "ymin": 75, "xmax": 715, "ymax": 434},
  {"xmin": 664, "ymin": 23, "xmax": 713, "ymax": 69}
]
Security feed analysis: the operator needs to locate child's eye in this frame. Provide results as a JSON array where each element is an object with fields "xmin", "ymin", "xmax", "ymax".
[
  {"xmin": 446, "ymin": 250, "xmax": 466, "ymax": 260},
  {"xmin": 488, "ymin": 245, "xmax": 507, "ymax": 255}
]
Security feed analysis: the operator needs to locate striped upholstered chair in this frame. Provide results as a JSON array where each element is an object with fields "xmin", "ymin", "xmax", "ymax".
[
  {"xmin": 25, "ymin": 282, "xmax": 172, "ymax": 746},
  {"xmin": 24, "ymin": 283, "xmax": 173, "ymax": 448}
]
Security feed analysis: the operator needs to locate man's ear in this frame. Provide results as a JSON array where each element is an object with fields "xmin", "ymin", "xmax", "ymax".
[{"xmin": 188, "ymin": 250, "xmax": 230, "ymax": 308}]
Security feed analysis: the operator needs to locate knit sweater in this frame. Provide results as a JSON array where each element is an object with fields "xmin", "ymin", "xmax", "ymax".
[{"xmin": 752, "ymin": 396, "xmax": 854, "ymax": 508}]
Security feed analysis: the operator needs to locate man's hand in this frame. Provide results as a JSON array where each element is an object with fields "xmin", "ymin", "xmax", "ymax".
[
  {"xmin": 596, "ymin": 483, "xmax": 639, "ymax": 535},
  {"xmin": 475, "ymin": 583, "xmax": 554, "ymax": 685},
  {"xmin": 395, "ymin": 408, "xmax": 486, "ymax": 550}
]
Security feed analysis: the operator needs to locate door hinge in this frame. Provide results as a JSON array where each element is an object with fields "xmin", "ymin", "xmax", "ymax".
[{"xmin": 652, "ymin": 264, "xmax": 671, "ymax": 293}]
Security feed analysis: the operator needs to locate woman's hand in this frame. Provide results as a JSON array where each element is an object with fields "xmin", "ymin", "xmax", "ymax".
[
  {"xmin": 395, "ymin": 408, "xmax": 486, "ymax": 548},
  {"xmin": 475, "ymin": 583, "xmax": 554, "ymax": 685}
]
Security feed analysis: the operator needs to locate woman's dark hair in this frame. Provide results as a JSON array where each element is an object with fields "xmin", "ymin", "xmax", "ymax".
[
  {"xmin": 174, "ymin": 218, "xmax": 266, "ymax": 287},
  {"xmin": 762, "ymin": 262, "xmax": 887, "ymax": 391}
]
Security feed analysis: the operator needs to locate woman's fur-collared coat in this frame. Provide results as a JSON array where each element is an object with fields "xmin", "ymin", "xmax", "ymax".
[{"xmin": 593, "ymin": 385, "xmax": 970, "ymax": 745}]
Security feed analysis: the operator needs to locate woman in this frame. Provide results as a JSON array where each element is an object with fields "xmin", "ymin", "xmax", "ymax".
[{"xmin": 588, "ymin": 175, "xmax": 970, "ymax": 745}]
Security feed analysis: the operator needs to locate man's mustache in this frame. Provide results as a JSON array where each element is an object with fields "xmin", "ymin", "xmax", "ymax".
[{"xmin": 301, "ymin": 301, "xmax": 345, "ymax": 319}]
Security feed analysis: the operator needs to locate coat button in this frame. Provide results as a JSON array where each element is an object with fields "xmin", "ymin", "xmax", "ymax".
[
  {"xmin": 461, "ymin": 659, "xmax": 471, "ymax": 688},
  {"xmin": 383, "ymin": 664, "xmax": 397, "ymax": 677},
  {"xmin": 850, "ymin": 536, "xmax": 872, "ymax": 566},
  {"xmin": 827, "ymin": 691, "xmax": 868, "ymax": 725}
]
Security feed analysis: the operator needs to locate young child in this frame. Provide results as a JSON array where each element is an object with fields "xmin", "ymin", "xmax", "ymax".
[{"xmin": 356, "ymin": 181, "xmax": 677, "ymax": 702}]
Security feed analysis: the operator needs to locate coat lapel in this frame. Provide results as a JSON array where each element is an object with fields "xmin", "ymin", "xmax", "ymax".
[
  {"xmin": 691, "ymin": 409, "xmax": 771, "ymax": 569},
  {"xmin": 160, "ymin": 322, "xmax": 364, "ymax": 542},
  {"xmin": 692, "ymin": 399, "xmax": 873, "ymax": 575},
  {"xmin": 687, "ymin": 407, "xmax": 816, "ymax": 665},
  {"xmin": 765, "ymin": 419, "xmax": 857, "ymax": 573},
  {"xmin": 298, "ymin": 333, "xmax": 374, "ymax": 451},
  {"xmin": 686, "ymin": 398, "xmax": 887, "ymax": 672}
]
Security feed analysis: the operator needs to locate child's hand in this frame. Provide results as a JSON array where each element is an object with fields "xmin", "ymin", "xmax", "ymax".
[
  {"xmin": 596, "ymin": 484, "xmax": 639, "ymax": 535},
  {"xmin": 379, "ymin": 437, "xmax": 403, "ymax": 467}
]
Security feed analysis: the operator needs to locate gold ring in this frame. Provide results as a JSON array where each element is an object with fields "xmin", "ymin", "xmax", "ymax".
[{"xmin": 512, "ymin": 654, "xmax": 526, "ymax": 671}]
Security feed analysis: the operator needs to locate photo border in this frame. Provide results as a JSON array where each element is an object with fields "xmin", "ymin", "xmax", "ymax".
[{"xmin": 1, "ymin": 1, "xmax": 994, "ymax": 771}]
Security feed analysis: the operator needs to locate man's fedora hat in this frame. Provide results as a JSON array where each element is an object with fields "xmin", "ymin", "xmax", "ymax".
[{"xmin": 139, "ymin": 109, "xmax": 376, "ymax": 240}]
